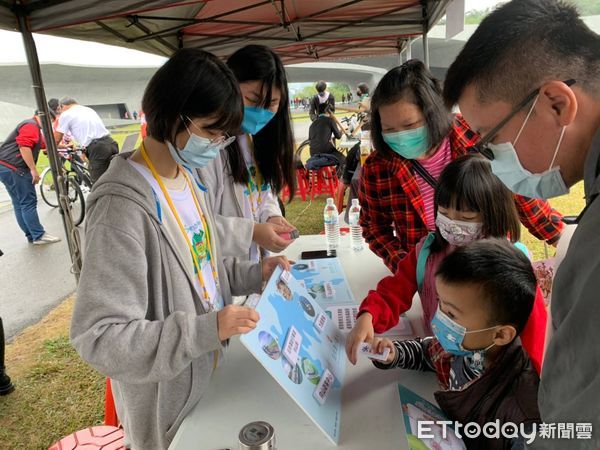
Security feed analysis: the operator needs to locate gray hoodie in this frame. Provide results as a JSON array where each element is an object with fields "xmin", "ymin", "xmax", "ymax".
[
  {"xmin": 536, "ymin": 129, "xmax": 600, "ymax": 449},
  {"xmin": 198, "ymin": 144, "xmax": 283, "ymax": 260},
  {"xmin": 70, "ymin": 154, "xmax": 263, "ymax": 449}
]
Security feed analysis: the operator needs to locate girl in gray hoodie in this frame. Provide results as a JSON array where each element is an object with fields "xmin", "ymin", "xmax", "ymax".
[{"xmin": 71, "ymin": 48, "xmax": 289, "ymax": 450}]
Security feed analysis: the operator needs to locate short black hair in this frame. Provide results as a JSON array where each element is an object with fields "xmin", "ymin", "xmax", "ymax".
[
  {"xmin": 433, "ymin": 154, "xmax": 521, "ymax": 250},
  {"xmin": 444, "ymin": 0, "xmax": 600, "ymax": 108},
  {"xmin": 141, "ymin": 48, "xmax": 242, "ymax": 143},
  {"xmin": 370, "ymin": 60, "xmax": 451, "ymax": 159},
  {"xmin": 48, "ymin": 98, "xmax": 59, "ymax": 113},
  {"xmin": 436, "ymin": 238, "xmax": 536, "ymax": 335},
  {"xmin": 316, "ymin": 81, "xmax": 327, "ymax": 93},
  {"xmin": 357, "ymin": 82, "xmax": 369, "ymax": 95},
  {"xmin": 225, "ymin": 45, "xmax": 295, "ymax": 198}
]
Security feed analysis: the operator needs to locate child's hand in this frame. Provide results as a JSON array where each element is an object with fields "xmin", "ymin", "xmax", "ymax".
[
  {"xmin": 261, "ymin": 256, "xmax": 291, "ymax": 281},
  {"xmin": 371, "ymin": 337, "xmax": 396, "ymax": 364},
  {"xmin": 345, "ymin": 313, "xmax": 374, "ymax": 365},
  {"xmin": 217, "ymin": 305, "xmax": 260, "ymax": 340}
]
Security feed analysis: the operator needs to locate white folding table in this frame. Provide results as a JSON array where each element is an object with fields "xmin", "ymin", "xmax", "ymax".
[{"xmin": 169, "ymin": 235, "xmax": 438, "ymax": 450}]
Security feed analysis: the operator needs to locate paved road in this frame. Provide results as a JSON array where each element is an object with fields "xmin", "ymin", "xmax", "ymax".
[
  {"xmin": 0, "ymin": 192, "xmax": 80, "ymax": 340},
  {"xmin": 0, "ymin": 120, "xmax": 311, "ymax": 340}
]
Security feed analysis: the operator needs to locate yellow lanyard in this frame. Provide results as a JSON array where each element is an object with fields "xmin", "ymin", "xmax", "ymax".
[
  {"xmin": 140, "ymin": 142, "xmax": 219, "ymax": 308},
  {"xmin": 245, "ymin": 135, "xmax": 263, "ymax": 220}
]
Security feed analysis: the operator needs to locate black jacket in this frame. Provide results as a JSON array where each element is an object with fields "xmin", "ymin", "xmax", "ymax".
[{"xmin": 435, "ymin": 342, "xmax": 540, "ymax": 450}]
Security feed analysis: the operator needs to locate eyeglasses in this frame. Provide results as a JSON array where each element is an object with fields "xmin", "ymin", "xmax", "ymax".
[
  {"xmin": 474, "ymin": 79, "xmax": 576, "ymax": 160},
  {"xmin": 182, "ymin": 115, "xmax": 237, "ymax": 148}
]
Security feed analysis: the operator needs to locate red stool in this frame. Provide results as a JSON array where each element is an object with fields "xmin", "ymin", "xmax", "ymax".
[
  {"xmin": 309, "ymin": 166, "xmax": 339, "ymax": 200},
  {"xmin": 281, "ymin": 168, "xmax": 309, "ymax": 203},
  {"xmin": 48, "ymin": 425, "xmax": 125, "ymax": 450},
  {"xmin": 105, "ymin": 378, "xmax": 119, "ymax": 427}
]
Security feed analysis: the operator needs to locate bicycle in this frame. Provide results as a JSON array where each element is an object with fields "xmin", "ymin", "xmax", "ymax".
[
  {"xmin": 294, "ymin": 112, "xmax": 365, "ymax": 168},
  {"xmin": 39, "ymin": 148, "xmax": 91, "ymax": 226}
]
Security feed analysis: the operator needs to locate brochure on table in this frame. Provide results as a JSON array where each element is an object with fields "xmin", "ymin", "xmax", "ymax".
[
  {"xmin": 240, "ymin": 266, "xmax": 346, "ymax": 445},
  {"xmin": 398, "ymin": 384, "xmax": 466, "ymax": 450},
  {"xmin": 291, "ymin": 258, "xmax": 413, "ymax": 336}
]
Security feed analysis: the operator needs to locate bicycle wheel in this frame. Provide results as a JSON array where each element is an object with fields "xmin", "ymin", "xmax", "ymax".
[
  {"xmin": 295, "ymin": 139, "xmax": 311, "ymax": 169},
  {"xmin": 39, "ymin": 167, "xmax": 59, "ymax": 207},
  {"xmin": 63, "ymin": 176, "xmax": 86, "ymax": 226}
]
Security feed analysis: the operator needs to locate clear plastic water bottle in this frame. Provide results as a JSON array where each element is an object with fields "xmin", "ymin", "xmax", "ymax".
[
  {"xmin": 349, "ymin": 198, "xmax": 363, "ymax": 251},
  {"xmin": 324, "ymin": 197, "xmax": 340, "ymax": 249}
]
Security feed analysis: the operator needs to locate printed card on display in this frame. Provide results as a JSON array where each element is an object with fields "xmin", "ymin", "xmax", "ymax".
[
  {"xmin": 314, "ymin": 312, "xmax": 328, "ymax": 334},
  {"xmin": 313, "ymin": 369, "xmax": 335, "ymax": 405},
  {"xmin": 324, "ymin": 282, "xmax": 335, "ymax": 298},
  {"xmin": 239, "ymin": 266, "xmax": 346, "ymax": 445},
  {"xmin": 290, "ymin": 258, "xmax": 356, "ymax": 308},
  {"xmin": 326, "ymin": 306, "xmax": 359, "ymax": 332},
  {"xmin": 280, "ymin": 269, "xmax": 292, "ymax": 284},
  {"xmin": 358, "ymin": 342, "xmax": 390, "ymax": 362},
  {"xmin": 283, "ymin": 326, "xmax": 302, "ymax": 367}
]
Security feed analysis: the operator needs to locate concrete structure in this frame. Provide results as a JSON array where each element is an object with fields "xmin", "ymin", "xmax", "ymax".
[
  {"xmin": 0, "ymin": 100, "xmax": 36, "ymax": 140},
  {"xmin": 0, "ymin": 63, "xmax": 154, "ymax": 116},
  {"xmin": 2, "ymin": 15, "xmax": 598, "ymax": 126}
]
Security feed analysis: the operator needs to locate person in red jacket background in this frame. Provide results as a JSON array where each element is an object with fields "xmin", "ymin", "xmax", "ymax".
[
  {"xmin": 359, "ymin": 60, "xmax": 563, "ymax": 273},
  {"xmin": 0, "ymin": 113, "xmax": 61, "ymax": 245},
  {"xmin": 347, "ymin": 156, "xmax": 547, "ymax": 374}
]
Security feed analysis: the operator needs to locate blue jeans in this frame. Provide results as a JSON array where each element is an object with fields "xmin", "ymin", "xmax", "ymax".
[{"xmin": 0, "ymin": 164, "xmax": 45, "ymax": 241}]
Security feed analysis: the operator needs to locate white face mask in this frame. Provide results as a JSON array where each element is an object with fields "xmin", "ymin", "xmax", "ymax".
[
  {"xmin": 487, "ymin": 95, "xmax": 569, "ymax": 199},
  {"xmin": 435, "ymin": 212, "xmax": 483, "ymax": 247}
]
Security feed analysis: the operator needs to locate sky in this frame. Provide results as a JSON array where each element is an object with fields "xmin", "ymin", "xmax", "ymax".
[{"xmin": 0, "ymin": 0, "xmax": 504, "ymax": 67}]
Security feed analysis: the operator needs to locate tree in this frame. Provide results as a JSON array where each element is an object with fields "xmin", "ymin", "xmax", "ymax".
[
  {"xmin": 294, "ymin": 82, "xmax": 351, "ymax": 102},
  {"xmin": 461, "ymin": 0, "xmax": 598, "ymax": 26}
]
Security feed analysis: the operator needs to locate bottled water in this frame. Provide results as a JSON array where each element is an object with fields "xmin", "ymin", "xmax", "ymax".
[
  {"xmin": 323, "ymin": 197, "xmax": 340, "ymax": 250},
  {"xmin": 349, "ymin": 198, "xmax": 363, "ymax": 251},
  {"xmin": 360, "ymin": 130, "xmax": 371, "ymax": 166}
]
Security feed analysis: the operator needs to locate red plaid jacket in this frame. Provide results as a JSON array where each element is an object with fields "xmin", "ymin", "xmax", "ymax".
[{"xmin": 358, "ymin": 115, "xmax": 564, "ymax": 272}]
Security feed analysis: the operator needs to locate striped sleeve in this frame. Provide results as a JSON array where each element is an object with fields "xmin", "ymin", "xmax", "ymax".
[{"xmin": 373, "ymin": 337, "xmax": 436, "ymax": 372}]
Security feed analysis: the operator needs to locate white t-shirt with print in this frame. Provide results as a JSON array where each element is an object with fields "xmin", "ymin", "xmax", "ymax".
[{"xmin": 129, "ymin": 159, "xmax": 222, "ymax": 312}]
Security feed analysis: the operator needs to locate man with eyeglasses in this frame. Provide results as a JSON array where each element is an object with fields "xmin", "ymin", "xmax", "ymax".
[{"xmin": 444, "ymin": 0, "xmax": 600, "ymax": 448}]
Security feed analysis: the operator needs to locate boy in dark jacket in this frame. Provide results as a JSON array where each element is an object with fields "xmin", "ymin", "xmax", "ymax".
[
  {"xmin": 307, "ymin": 103, "xmax": 345, "ymax": 177},
  {"xmin": 370, "ymin": 239, "xmax": 540, "ymax": 449}
]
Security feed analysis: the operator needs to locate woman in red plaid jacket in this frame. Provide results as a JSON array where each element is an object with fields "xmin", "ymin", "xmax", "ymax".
[{"xmin": 358, "ymin": 60, "xmax": 563, "ymax": 273}]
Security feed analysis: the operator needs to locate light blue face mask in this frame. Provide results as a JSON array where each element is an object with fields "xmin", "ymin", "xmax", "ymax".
[
  {"xmin": 382, "ymin": 125, "xmax": 429, "ymax": 159},
  {"xmin": 487, "ymin": 95, "xmax": 569, "ymax": 199},
  {"xmin": 167, "ymin": 118, "xmax": 235, "ymax": 169},
  {"xmin": 430, "ymin": 307, "xmax": 497, "ymax": 358},
  {"xmin": 241, "ymin": 106, "xmax": 276, "ymax": 135}
]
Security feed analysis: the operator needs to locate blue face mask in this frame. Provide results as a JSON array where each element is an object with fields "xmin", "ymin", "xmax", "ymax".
[
  {"xmin": 382, "ymin": 125, "xmax": 429, "ymax": 159},
  {"xmin": 167, "ymin": 118, "xmax": 235, "ymax": 169},
  {"xmin": 431, "ymin": 307, "xmax": 497, "ymax": 358},
  {"xmin": 241, "ymin": 106, "xmax": 276, "ymax": 135},
  {"xmin": 487, "ymin": 95, "xmax": 569, "ymax": 199}
]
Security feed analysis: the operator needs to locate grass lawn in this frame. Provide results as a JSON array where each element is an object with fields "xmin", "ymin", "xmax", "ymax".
[
  {"xmin": 0, "ymin": 297, "xmax": 104, "ymax": 449},
  {"xmin": 1, "ymin": 114, "xmax": 586, "ymax": 447}
]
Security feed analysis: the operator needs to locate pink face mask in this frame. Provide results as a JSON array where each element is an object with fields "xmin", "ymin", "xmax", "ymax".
[{"xmin": 435, "ymin": 212, "xmax": 483, "ymax": 246}]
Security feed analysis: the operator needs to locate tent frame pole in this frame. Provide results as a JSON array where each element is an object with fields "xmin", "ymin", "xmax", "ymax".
[
  {"xmin": 15, "ymin": 6, "xmax": 82, "ymax": 282},
  {"xmin": 421, "ymin": 1, "xmax": 430, "ymax": 68}
]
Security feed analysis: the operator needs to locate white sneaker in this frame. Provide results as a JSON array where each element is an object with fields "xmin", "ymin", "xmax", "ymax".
[{"xmin": 33, "ymin": 233, "xmax": 62, "ymax": 245}]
